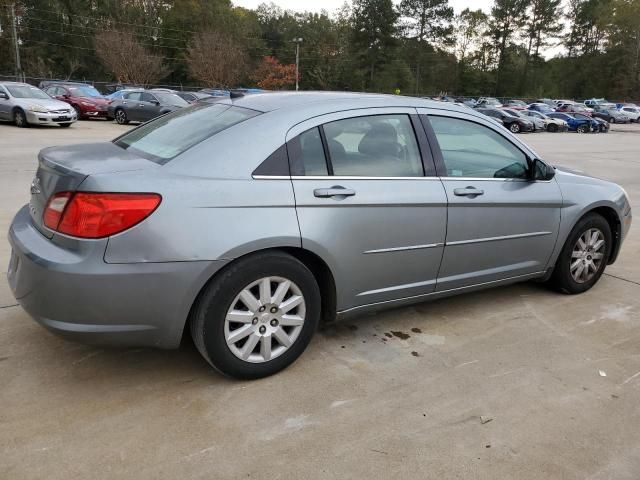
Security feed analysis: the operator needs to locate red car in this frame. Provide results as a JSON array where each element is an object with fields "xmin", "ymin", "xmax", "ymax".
[{"xmin": 43, "ymin": 83, "xmax": 110, "ymax": 119}]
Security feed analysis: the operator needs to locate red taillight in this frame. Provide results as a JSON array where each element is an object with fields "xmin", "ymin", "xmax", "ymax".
[{"xmin": 43, "ymin": 192, "xmax": 161, "ymax": 238}]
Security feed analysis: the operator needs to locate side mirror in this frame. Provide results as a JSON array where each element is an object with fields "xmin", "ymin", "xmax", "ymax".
[
  {"xmin": 0, "ymin": 92, "xmax": 8, "ymax": 100},
  {"xmin": 531, "ymin": 158, "xmax": 555, "ymax": 181}
]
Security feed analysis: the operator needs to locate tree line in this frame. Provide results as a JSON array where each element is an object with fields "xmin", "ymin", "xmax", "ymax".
[{"xmin": 0, "ymin": 0, "xmax": 639, "ymax": 100}]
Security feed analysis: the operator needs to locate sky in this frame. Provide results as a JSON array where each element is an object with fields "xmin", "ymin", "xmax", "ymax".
[{"xmin": 232, "ymin": 0, "xmax": 493, "ymax": 14}]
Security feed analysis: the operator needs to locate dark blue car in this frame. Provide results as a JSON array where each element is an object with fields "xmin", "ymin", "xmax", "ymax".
[{"xmin": 547, "ymin": 112, "xmax": 596, "ymax": 133}]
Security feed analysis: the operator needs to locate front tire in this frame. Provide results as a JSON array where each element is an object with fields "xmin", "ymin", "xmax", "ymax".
[
  {"xmin": 14, "ymin": 109, "xmax": 28, "ymax": 128},
  {"xmin": 190, "ymin": 251, "xmax": 321, "ymax": 379},
  {"xmin": 114, "ymin": 108, "xmax": 129, "ymax": 125},
  {"xmin": 509, "ymin": 123, "xmax": 521, "ymax": 133},
  {"xmin": 576, "ymin": 125, "xmax": 588, "ymax": 133},
  {"xmin": 550, "ymin": 213, "xmax": 612, "ymax": 294},
  {"xmin": 547, "ymin": 123, "xmax": 558, "ymax": 133}
]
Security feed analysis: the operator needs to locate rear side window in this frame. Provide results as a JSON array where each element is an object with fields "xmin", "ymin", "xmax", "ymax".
[
  {"xmin": 298, "ymin": 128, "xmax": 328, "ymax": 175},
  {"xmin": 114, "ymin": 103, "xmax": 260, "ymax": 163},
  {"xmin": 323, "ymin": 115, "xmax": 423, "ymax": 176}
]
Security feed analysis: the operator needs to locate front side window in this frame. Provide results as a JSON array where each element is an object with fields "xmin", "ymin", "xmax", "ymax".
[
  {"xmin": 322, "ymin": 114, "xmax": 423, "ymax": 177},
  {"xmin": 430, "ymin": 116, "xmax": 529, "ymax": 179},
  {"xmin": 114, "ymin": 103, "xmax": 260, "ymax": 163}
]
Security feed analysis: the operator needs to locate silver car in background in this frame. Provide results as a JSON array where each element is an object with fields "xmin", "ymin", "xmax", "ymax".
[
  {"xmin": 0, "ymin": 82, "xmax": 77, "ymax": 128},
  {"xmin": 7, "ymin": 93, "xmax": 632, "ymax": 379}
]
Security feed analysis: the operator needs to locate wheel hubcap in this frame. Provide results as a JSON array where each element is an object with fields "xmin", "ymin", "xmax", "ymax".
[
  {"xmin": 570, "ymin": 228, "xmax": 606, "ymax": 283},
  {"xmin": 224, "ymin": 276, "xmax": 306, "ymax": 363}
]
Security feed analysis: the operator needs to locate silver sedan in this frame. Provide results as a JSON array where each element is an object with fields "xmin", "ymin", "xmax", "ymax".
[
  {"xmin": 7, "ymin": 93, "xmax": 632, "ymax": 378},
  {"xmin": 0, "ymin": 82, "xmax": 77, "ymax": 127}
]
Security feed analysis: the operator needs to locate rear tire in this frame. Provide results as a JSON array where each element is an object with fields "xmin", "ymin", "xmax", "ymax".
[
  {"xmin": 576, "ymin": 125, "xmax": 588, "ymax": 133},
  {"xmin": 190, "ymin": 251, "xmax": 321, "ymax": 379},
  {"xmin": 548, "ymin": 123, "xmax": 558, "ymax": 133},
  {"xmin": 549, "ymin": 213, "xmax": 611, "ymax": 294},
  {"xmin": 509, "ymin": 123, "xmax": 521, "ymax": 133},
  {"xmin": 13, "ymin": 109, "xmax": 28, "ymax": 128}
]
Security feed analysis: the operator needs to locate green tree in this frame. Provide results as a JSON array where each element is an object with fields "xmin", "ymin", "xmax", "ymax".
[
  {"xmin": 350, "ymin": 0, "xmax": 399, "ymax": 91},
  {"xmin": 489, "ymin": 0, "xmax": 530, "ymax": 95},
  {"xmin": 520, "ymin": 0, "xmax": 562, "ymax": 94},
  {"xmin": 400, "ymin": 0, "xmax": 454, "ymax": 94}
]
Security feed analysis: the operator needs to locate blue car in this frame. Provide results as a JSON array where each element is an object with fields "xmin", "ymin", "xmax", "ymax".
[{"xmin": 547, "ymin": 112, "xmax": 597, "ymax": 133}]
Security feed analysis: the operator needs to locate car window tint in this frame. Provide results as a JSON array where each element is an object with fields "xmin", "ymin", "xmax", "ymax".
[
  {"xmin": 125, "ymin": 92, "xmax": 142, "ymax": 101},
  {"xmin": 322, "ymin": 114, "xmax": 423, "ymax": 177},
  {"xmin": 430, "ymin": 116, "xmax": 529, "ymax": 179},
  {"xmin": 141, "ymin": 93, "xmax": 156, "ymax": 103},
  {"xmin": 114, "ymin": 103, "xmax": 260, "ymax": 163},
  {"xmin": 298, "ymin": 127, "xmax": 328, "ymax": 175}
]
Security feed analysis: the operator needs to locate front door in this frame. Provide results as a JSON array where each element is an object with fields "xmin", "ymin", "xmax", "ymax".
[
  {"xmin": 418, "ymin": 110, "xmax": 562, "ymax": 291},
  {"xmin": 288, "ymin": 108, "xmax": 448, "ymax": 311},
  {"xmin": 0, "ymin": 85, "xmax": 10, "ymax": 120}
]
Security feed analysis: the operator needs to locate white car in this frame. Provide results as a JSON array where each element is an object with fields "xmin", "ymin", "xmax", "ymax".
[{"xmin": 619, "ymin": 106, "xmax": 640, "ymax": 123}]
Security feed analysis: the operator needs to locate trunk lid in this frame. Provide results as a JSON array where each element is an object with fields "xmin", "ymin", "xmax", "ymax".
[{"xmin": 29, "ymin": 142, "xmax": 159, "ymax": 238}]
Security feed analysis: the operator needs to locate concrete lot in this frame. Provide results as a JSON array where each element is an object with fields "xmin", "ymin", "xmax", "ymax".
[{"xmin": 1, "ymin": 120, "xmax": 640, "ymax": 479}]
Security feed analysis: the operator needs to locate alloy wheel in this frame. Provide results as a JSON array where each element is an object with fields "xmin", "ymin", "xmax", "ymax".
[
  {"xmin": 115, "ymin": 109, "xmax": 127, "ymax": 124},
  {"xmin": 510, "ymin": 123, "xmax": 520, "ymax": 133},
  {"xmin": 14, "ymin": 110, "xmax": 25, "ymax": 127},
  {"xmin": 224, "ymin": 276, "xmax": 306, "ymax": 363},
  {"xmin": 570, "ymin": 228, "xmax": 606, "ymax": 284}
]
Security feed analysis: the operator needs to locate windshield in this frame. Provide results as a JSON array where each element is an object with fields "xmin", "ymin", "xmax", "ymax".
[
  {"xmin": 154, "ymin": 92, "xmax": 189, "ymax": 107},
  {"xmin": 68, "ymin": 86, "xmax": 103, "ymax": 98},
  {"xmin": 6, "ymin": 85, "xmax": 51, "ymax": 99},
  {"xmin": 114, "ymin": 103, "xmax": 260, "ymax": 163}
]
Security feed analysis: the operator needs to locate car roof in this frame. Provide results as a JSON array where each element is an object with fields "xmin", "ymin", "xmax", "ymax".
[{"xmin": 216, "ymin": 91, "xmax": 460, "ymax": 114}]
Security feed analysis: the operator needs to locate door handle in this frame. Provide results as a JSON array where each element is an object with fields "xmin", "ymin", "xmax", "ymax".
[
  {"xmin": 454, "ymin": 186, "xmax": 484, "ymax": 197},
  {"xmin": 138, "ymin": 104, "xmax": 145, "ymax": 107},
  {"xmin": 313, "ymin": 186, "xmax": 356, "ymax": 198}
]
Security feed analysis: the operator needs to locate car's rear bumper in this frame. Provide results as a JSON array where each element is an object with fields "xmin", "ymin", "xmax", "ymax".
[
  {"xmin": 7, "ymin": 205, "xmax": 225, "ymax": 349},
  {"xmin": 25, "ymin": 111, "xmax": 77, "ymax": 125}
]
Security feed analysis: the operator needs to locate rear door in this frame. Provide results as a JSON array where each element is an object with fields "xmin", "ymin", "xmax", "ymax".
[
  {"xmin": 417, "ymin": 109, "xmax": 562, "ymax": 291},
  {"xmin": 287, "ymin": 108, "xmax": 448, "ymax": 311}
]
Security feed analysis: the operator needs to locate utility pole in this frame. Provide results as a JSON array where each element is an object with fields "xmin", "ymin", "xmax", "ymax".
[
  {"xmin": 293, "ymin": 38, "xmax": 303, "ymax": 91},
  {"xmin": 9, "ymin": 3, "xmax": 22, "ymax": 82}
]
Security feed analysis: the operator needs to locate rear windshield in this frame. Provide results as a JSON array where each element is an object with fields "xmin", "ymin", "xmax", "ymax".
[{"xmin": 114, "ymin": 103, "xmax": 260, "ymax": 163}]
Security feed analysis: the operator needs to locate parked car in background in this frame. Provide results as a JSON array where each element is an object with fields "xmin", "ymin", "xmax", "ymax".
[
  {"xmin": 520, "ymin": 110, "xmax": 568, "ymax": 132},
  {"xmin": 0, "ymin": 82, "xmax": 77, "ymax": 128},
  {"xmin": 503, "ymin": 99, "xmax": 528, "ymax": 110},
  {"xmin": 175, "ymin": 91, "xmax": 212, "ymax": 104},
  {"xmin": 105, "ymin": 89, "xmax": 141, "ymax": 101},
  {"xmin": 528, "ymin": 103, "xmax": 555, "ymax": 114},
  {"xmin": 475, "ymin": 97, "xmax": 502, "ymax": 108},
  {"xmin": 556, "ymin": 102, "xmax": 593, "ymax": 116},
  {"xmin": 617, "ymin": 106, "xmax": 640, "ymax": 123},
  {"xmin": 592, "ymin": 105, "xmax": 630, "ymax": 124},
  {"xmin": 502, "ymin": 108, "xmax": 545, "ymax": 131},
  {"xmin": 584, "ymin": 98, "xmax": 609, "ymax": 108},
  {"xmin": 8, "ymin": 92, "xmax": 632, "ymax": 379},
  {"xmin": 108, "ymin": 89, "xmax": 189, "ymax": 124},
  {"xmin": 477, "ymin": 107, "xmax": 534, "ymax": 133},
  {"xmin": 572, "ymin": 112, "xmax": 609, "ymax": 133},
  {"xmin": 43, "ymin": 82, "xmax": 110, "ymax": 119},
  {"xmin": 199, "ymin": 88, "xmax": 231, "ymax": 97},
  {"xmin": 547, "ymin": 112, "xmax": 596, "ymax": 133},
  {"xmin": 537, "ymin": 98, "xmax": 557, "ymax": 107}
]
